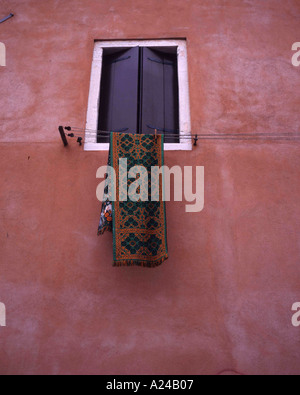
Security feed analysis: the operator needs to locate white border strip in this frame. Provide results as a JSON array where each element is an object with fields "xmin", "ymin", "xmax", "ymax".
[{"xmin": 84, "ymin": 39, "xmax": 192, "ymax": 151}]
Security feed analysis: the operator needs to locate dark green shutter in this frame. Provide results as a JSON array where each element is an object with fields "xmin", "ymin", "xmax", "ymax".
[
  {"xmin": 139, "ymin": 48, "xmax": 179, "ymax": 143},
  {"xmin": 98, "ymin": 47, "xmax": 139, "ymax": 142}
]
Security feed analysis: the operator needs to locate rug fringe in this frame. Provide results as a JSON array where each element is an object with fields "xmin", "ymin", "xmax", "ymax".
[{"xmin": 113, "ymin": 255, "xmax": 168, "ymax": 268}]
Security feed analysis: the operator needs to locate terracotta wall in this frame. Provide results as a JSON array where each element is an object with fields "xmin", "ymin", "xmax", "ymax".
[{"xmin": 0, "ymin": 0, "xmax": 300, "ymax": 375}]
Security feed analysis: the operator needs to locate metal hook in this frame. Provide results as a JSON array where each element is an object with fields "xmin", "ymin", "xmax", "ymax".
[
  {"xmin": 0, "ymin": 13, "xmax": 14, "ymax": 24},
  {"xmin": 193, "ymin": 134, "xmax": 198, "ymax": 146},
  {"xmin": 58, "ymin": 126, "xmax": 68, "ymax": 147}
]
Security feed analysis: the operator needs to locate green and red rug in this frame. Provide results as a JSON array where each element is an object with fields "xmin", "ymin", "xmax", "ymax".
[{"xmin": 98, "ymin": 133, "xmax": 168, "ymax": 268}]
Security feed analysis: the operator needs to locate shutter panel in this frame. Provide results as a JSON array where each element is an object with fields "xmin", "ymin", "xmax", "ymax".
[
  {"xmin": 98, "ymin": 47, "xmax": 139, "ymax": 142},
  {"xmin": 140, "ymin": 48, "xmax": 179, "ymax": 143}
]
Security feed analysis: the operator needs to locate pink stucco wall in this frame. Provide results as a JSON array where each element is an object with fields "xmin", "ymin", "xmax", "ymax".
[{"xmin": 0, "ymin": 0, "xmax": 300, "ymax": 375}]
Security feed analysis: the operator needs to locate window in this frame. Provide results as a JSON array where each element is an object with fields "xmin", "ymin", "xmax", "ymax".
[
  {"xmin": 85, "ymin": 40, "xmax": 191, "ymax": 151},
  {"xmin": 98, "ymin": 46, "xmax": 179, "ymax": 143}
]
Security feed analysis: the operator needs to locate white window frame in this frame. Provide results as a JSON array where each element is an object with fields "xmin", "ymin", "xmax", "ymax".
[{"xmin": 85, "ymin": 39, "xmax": 192, "ymax": 151}]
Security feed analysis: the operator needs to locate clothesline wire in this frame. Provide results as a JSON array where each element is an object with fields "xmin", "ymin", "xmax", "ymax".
[
  {"xmin": 70, "ymin": 136, "xmax": 300, "ymax": 142},
  {"xmin": 66, "ymin": 133, "xmax": 300, "ymax": 141},
  {"xmin": 88, "ymin": 137, "xmax": 300, "ymax": 141},
  {"xmin": 65, "ymin": 126, "xmax": 300, "ymax": 139},
  {"xmin": 59, "ymin": 126, "xmax": 300, "ymax": 146}
]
